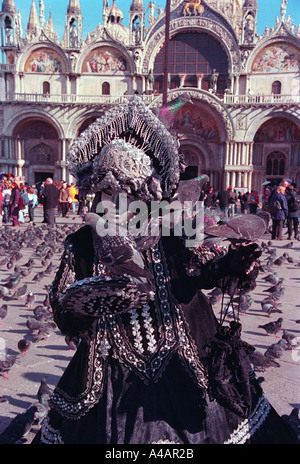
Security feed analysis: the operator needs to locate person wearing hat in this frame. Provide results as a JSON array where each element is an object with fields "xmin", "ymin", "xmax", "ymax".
[
  {"xmin": 33, "ymin": 98, "xmax": 298, "ymax": 445},
  {"xmin": 270, "ymin": 185, "xmax": 288, "ymax": 240}
]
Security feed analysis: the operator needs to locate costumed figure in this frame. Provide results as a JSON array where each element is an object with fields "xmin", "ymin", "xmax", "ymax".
[{"xmin": 33, "ymin": 97, "xmax": 298, "ymax": 444}]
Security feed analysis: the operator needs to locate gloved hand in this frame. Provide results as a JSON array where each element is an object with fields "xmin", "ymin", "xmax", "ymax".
[
  {"xmin": 222, "ymin": 243, "xmax": 262, "ymax": 296},
  {"xmin": 226, "ymin": 242, "xmax": 262, "ymax": 276}
]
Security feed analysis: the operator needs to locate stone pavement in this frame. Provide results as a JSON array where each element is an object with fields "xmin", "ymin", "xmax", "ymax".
[{"xmin": 0, "ymin": 206, "xmax": 299, "ymax": 444}]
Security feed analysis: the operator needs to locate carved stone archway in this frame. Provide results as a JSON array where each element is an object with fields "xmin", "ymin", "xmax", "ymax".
[{"xmin": 142, "ymin": 15, "xmax": 240, "ymax": 76}]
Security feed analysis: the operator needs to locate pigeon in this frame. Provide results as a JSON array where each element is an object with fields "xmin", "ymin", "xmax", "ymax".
[
  {"xmin": 248, "ymin": 349, "xmax": 280, "ymax": 372},
  {"xmin": 34, "ymin": 307, "xmax": 53, "ymax": 322},
  {"xmin": 17, "ymin": 338, "xmax": 31, "ymax": 356},
  {"xmin": 232, "ymin": 294, "xmax": 253, "ymax": 313},
  {"xmin": 32, "ymin": 271, "xmax": 45, "ymax": 282},
  {"xmin": 273, "ymin": 257, "xmax": 285, "ymax": 266},
  {"xmin": 263, "ymin": 284, "xmax": 284, "ymax": 294},
  {"xmin": 222, "ymin": 302, "xmax": 238, "ymax": 320},
  {"xmin": 37, "ymin": 377, "xmax": 52, "ymax": 403},
  {"xmin": 2, "ymin": 276, "xmax": 20, "ymax": 292},
  {"xmin": 20, "ymin": 267, "xmax": 32, "ymax": 278},
  {"xmin": 25, "ymin": 291, "xmax": 35, "ymax": 308},
  {"xmin": 12, "ymin": 284, "xmax": 28, "ymax": 300},
  {"xmin": 23, "ymin": 258, "xmax": 35, "ymax": 268},
  {"xmin": 209, "ymin": 291, "xmax": 223, "ymax": 306},
  {"xmin": 0, "ymin": 405, "xmax": 38, "ymax": 444},
  {"xmin": 42, "ymin": 294, "xmax": 51, "ymax": 308},
  {"xmin": 264, "ymin": 339, "xmax": 288, "ymax": 365},
  {"xmin": 33, "ymin": 321, "xmax": 56, "ymax": 342},
  {"xmin": 0, "ymin": 353, "xmax": 17, "ymax": 378},
  {"xmin": 26, "ymin": 317, "xmax": 45, "ymax": 333},
  {"xmin": 260, "ymin": 302, "xmax": 282, "ymax": 316},
  {"xmin": 0, "ymin": 285, "xmax": 10, "ymax": 299},
  {"xmin": 281, "ymin": 330, "xmax": 300, "ymax": 349},
  {"xmin": 258, "ymin": 318, "xmax": 283, "ymax": 337},
  {"xmin": 44, "ymin": 263, "xmax": 56, "ymax": 275},
  {"xmin": 0, "ymin": 304, "xmax": 8, "ymax": 323},
  {"xmin": 172, "ymin": 174, "xmax": 210, "ymax": 204},
  {"xmin": 30, "ymin": 401, "xmax": 48, "ymax": 425},
  {"xmin": 84, "ymin": 212, "xmax": 155, "ymax": 296},
  {"xmin": 262, "ymin": 291, "xmax": 284, "ymax": 304}
]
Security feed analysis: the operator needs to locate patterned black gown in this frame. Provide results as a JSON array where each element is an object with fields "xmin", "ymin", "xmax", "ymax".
[{"xmin": 33, "ymin": 225, "xmax": 298, "ymax": 444}]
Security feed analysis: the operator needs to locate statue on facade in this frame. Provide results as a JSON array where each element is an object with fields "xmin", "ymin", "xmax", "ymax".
[
  {"xmin": 132, "ymin": 18, "xmax": 142, "ymax": 45},
  {"xmin": 208, "ymin": 69, "xmax": 218, "ymax": 93},
  {"xmin": 146, "ymin": 1, "xmax": 156, "ymax": 26},
  {"xmin": 280, "ymin": 0, "xmax": 287, "ymax": 19}
]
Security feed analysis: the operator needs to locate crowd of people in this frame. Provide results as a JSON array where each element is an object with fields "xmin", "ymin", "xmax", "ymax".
[
  {"xmin": 204, "ymin": 184, "xmax": 260, "ymax": 217},
  {"xmin": 203, "ymin": 181, "xmax": 300, "ymax": 240},
  {"xmin": 0, "ymin": 173, "xmax": 299, "ymax": 240},
  {"xmin": 0, "ymin": 173, "xmax": 91, "ymax": 227}
]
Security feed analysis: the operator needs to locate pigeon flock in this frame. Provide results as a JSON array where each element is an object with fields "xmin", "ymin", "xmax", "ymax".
[
  {"xmin": 0, "ymin": 214, "xmax": 299, "ymax": 443},
  {"xmin": 0, "ymin": 219, "xmax": 81, "ymax": 443}
]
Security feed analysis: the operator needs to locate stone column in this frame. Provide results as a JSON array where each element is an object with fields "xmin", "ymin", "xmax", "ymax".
[
  {"xmin": 179, "ymin": 74, "xmax": 186, "ymax": 87},
  {"xmin": 196, "ymin": 74, "xmax": 203, "ymax": 90}
]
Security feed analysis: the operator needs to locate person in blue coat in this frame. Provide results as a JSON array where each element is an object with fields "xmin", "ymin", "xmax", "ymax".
[
  {"xmin": 270, "ymin": 185, "xmax": 288, "ymax": 240},
  {"xmin": 286, "ymin": 184, "xmax": 299, "ymax": 239}
]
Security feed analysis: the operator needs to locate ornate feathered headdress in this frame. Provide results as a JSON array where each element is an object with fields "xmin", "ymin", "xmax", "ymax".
[{"xmin": 67, "ymin": 97, "xmax": 185, "ymax": 200}]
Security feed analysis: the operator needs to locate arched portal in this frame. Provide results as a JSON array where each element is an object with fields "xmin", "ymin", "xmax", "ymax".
[
  {"xmin": 13, "ymin": 119, "xmax": 59, "ymax": 185},
  {"xmin": 252, "ymin": 116, "xmax": 300, "ymax": 192}
]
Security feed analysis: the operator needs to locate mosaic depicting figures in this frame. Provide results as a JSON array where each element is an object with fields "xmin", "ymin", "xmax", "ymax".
[
  {"xmin": 254, "ymin": 117, "xmax": 300, "ymax": 142},
  {"xmin": 173, "ymin": 104, "xmax": 219, "ymax": 140},
  {"xmin": 25, "ymin": 48, "xmax": 65, "ymax": 73},
  {"xmin": 83, "ymin": 48, "xmax": 127, "ymax": 73},
  {"xmin": 252, "ymin": 43, "xmax": 300, "ymax": 72}
]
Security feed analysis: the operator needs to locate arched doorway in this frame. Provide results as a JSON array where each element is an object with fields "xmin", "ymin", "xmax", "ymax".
[
  {"xmin": 253, "ymin": 116, "xmax": 300, "ymax": 192},
  {"xmin": 13, "ymin": 119, "xmax": 59, "ymax": 185},
  {"xmin": 180, "ymin": 148, "xmax": 203, "ymax": 179}
]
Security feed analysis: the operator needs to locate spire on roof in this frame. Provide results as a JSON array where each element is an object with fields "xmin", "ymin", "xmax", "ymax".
[
  {"xmin": 27, "ymin": 0, "xmax": 40, "ymax": 32},
  {"xmin": 47, "ymin": 9, "xmax": 54, "ymax": 33}
]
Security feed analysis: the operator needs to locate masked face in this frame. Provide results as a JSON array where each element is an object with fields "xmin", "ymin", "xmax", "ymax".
[{"xmin": 92, "ymin": 187, "xmax": 136, "ymax": 225}]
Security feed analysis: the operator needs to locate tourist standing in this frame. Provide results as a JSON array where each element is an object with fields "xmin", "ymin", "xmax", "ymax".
[
  {"xmin": 286, "ymin": 184, "xmax": 299, "ymax": 239},
  {"xmin": 249, "ymin": 190, "xmax": 259, "ymax": 214},
  {"xmin": 270, "ymin": 186, "xmax": 288, "ymax": 240},
  {"xmin": 27, "ymin": 186, "xmax": 38, "ymax": 224},
  {"xmin": 59, "ymin": 182, "xmax": 70, "ymax": 218},
  {"xmin": 203, "ymin": 185, "xmax": 216, "ymax": 208},
  {"xmin": 227, "ymin": 186, "xmax": 238, "ymax": 217},
  {"xmin": 42, "ymin": 178, "xmax": 59, "ymax": 226},
  {"xmin": 217, "ymin": 188, "xmax": 229, "ymax": 218},
  {"xmin": 241, "ymin": 191, "xmax": 249, "ymax": 214},
  {"xmin": 69, "ymin": 183, "xmax": 78, "ymax": 213}
]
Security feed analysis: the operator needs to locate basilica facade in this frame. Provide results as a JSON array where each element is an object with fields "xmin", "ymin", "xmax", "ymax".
[{"xmin": 0, "ymin": 0, "xmax": 299, "ymax": 194}]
